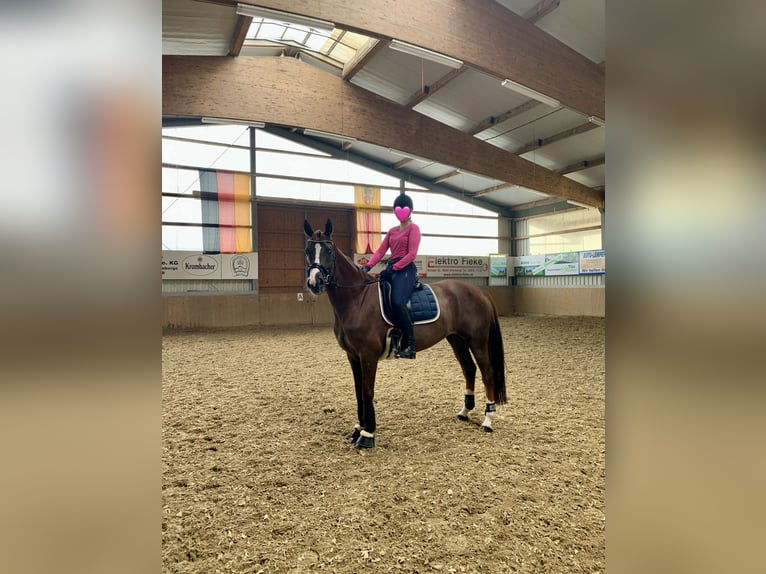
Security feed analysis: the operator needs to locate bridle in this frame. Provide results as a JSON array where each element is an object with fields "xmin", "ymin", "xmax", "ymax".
[
  {"xmin": 305, "ymin": 239, "xmax": 379, "ymax": 289},
  {"xmin": 306, "ymin": 239, "xmax": 337, "ymax": 288}
]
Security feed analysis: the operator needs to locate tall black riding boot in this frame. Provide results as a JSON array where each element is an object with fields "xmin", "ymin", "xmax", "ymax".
[{"xmin": 395, "ymin": 304, "xmax": 416, "ymax": 359}]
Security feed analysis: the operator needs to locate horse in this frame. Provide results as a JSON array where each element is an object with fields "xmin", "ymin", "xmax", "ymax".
[{"xmin": 304, "ymin": 219, "xmax": 507, "ymax": 449}]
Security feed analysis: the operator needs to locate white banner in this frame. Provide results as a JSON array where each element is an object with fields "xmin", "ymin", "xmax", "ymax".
[
  {"xmin": 425, "ymin": 255, "xmax": 489, "ymax": 278},
  {"xmin": 162, "ymin": 251, "xmax": 258, "ymax": 280},
  {"xmin": 513, "ymin": 250, "xmax": 606, "ymax": 276}
]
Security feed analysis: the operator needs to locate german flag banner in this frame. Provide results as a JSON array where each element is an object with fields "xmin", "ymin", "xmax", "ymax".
[{"xmin": 199, "ymin": 169, "xmax": 252, "ymax": 253}]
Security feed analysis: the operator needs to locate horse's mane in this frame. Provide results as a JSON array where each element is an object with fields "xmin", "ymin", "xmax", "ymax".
[{"xmin": 335, "ymin": 244, "xmax": 367, "ymax": 279}]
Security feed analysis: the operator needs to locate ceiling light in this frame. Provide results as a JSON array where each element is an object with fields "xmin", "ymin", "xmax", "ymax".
[
  {"xmin": 303, "ymin": 128, "xmax": 357, "ymax": 143},
  {"xmin": 588, "ymin": 115, "xmax": 605, "ymax": 127},
  {"xmin": 235, "ymin": 3, "xmax": 335, "ymax": 33},
  {"xmin": 388, "ymin": 39, "xmax": 463, "ymax": 69},
  {"xmin": 201, "ymin": 117, "xmax": 265, "ymax": 128},
  {"xmin": 500, "ymin": 79, "xmax": 560, "ymax": 108}
]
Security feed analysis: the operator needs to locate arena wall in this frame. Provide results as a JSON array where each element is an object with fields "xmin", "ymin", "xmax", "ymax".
[
  {"xmin": 161, "ymin": 286, "xmax": 603, "ymax": 329},
  {"xmin": 512, "ymin": 287, "xmax": 604, "ymax": 317}
]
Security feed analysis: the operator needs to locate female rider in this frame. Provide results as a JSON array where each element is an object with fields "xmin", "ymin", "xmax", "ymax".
[{"xmin": 363, "ymin": 193, "xmax": 421, "ymax": 359}]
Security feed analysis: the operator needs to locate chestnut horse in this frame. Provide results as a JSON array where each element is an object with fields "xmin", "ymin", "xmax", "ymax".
[{"xmin": 304, "ymin": 219, "xmax": 507, "ymax": 449}]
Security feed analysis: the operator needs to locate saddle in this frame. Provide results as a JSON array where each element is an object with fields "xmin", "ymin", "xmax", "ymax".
[{"xmin": 378, "ymin": 280, "xmax": 440, "ymax": 326}]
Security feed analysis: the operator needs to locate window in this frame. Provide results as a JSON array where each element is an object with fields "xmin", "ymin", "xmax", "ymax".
[
  {"xmin": 526, "ymin": 209, "xmax": 602, "ymax": 255},
  {"xmin": 162, "ymin": 126, "xmax": 500, "ymax": 256}
]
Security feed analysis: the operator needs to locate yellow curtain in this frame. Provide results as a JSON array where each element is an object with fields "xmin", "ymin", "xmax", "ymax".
[
  {"xmin": 234, "ymin": 173, "xmax": 252, "ymax": 253},
  {"xmin": 354, "ymin": 185, "xmax": 381, "ymax": 254}
]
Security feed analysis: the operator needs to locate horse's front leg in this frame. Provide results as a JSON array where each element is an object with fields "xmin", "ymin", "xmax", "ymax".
[
  {"xmin": 346, "ymin": 353, "xmax": 364, "ymax": 444},
  {"xmin": 354, "ymin": 355, "xmax": 379, "ymax": 449}
]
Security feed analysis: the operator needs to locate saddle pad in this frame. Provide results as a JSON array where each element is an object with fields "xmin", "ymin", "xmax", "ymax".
[{"xmin": 378, "ymin": 282, "xmax": 440, "ymax": 326}]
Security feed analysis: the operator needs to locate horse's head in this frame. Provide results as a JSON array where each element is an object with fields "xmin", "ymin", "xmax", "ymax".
[{"xmin": 303, "ymin": 219, "xmax": 336, "ymax": 295}]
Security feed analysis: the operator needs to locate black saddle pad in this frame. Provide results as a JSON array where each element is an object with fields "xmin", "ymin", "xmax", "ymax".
[{"xmin": 378, "ymin": 281, "xmax": 440, "ymax": 325}]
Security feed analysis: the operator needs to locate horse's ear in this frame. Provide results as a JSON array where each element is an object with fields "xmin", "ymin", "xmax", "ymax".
[
  {"xmin": 304, "ymin": 220, "xmax": 314, "ymax": 237},
  {"xmin": 325, "ymin": 219, "xmax": 333, "ymax": 238}
]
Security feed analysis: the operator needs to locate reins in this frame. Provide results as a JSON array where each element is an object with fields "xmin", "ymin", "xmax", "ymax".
[
  {"xmin": 306, "ymin": 238, "xmax": 380, "ymax": 289},
  {"xmin": 331, "ymin": 277, "xmax": 381, "ymax": 289}
]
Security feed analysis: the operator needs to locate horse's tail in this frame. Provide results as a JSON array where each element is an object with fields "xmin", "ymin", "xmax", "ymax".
[{"xmin": 486, "ymin": 296, "xmax": 508, "ymax": 405}]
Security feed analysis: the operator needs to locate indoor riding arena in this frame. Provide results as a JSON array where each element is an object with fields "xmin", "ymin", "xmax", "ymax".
[
  {"xmin": 163, "ymin": 1, "xmax": 605, "ymax": 572},
  {"xmin": 162, "ymin": 315, "xmax": 604, "ymax": 573}
]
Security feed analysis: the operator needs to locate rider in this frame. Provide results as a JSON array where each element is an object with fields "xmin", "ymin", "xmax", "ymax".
[{"xmin": 362, "ymin": 193, "xmax": 421, "ymax": 359}]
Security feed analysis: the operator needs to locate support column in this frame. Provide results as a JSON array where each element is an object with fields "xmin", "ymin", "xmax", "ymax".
[{"xmin": 250, "ymin": 126, "xmax": 259, "ymax": 292}]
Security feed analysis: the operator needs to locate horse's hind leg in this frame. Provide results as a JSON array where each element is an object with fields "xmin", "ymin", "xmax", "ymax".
[
  {"xmin": 447, "ymin": 334, "xmax": 477, "ymax": 420},
  {"xmin": 469, "ymin": 342, "xmax": 498, "ymax": 432}
]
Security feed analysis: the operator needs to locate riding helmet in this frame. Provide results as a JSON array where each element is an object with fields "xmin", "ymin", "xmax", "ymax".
[{"xmin": 393, "ymin": 193, "xmax": 413, "ymax": 211}]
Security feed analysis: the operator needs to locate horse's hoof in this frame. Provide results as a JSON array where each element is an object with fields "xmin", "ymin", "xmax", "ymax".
[
  {"xmin": 457, "ymin": 414, "xmax": 470, "ymax": 421},
  {"xmin": 354, "ymin": 435, "xmax": 375, "ymax": 449},
  {"xmin": 347, "ymin": 428, "xmax": 361, "ymax": 443},
  {"xmin": 481, "ymin": 425, "xmax": 494, "ymax": 433}
]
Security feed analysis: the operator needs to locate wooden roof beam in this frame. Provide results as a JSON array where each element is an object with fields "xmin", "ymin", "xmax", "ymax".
[
  {"xmin": 342, "ymin": 37, "xmax": 384, "ymax": 80},
  {"xmin": 213, "ymin": 0, "xmax": 604, "ymax": 118},
  {"xmin": 229, "ymin": 15, "xmax": 252, "ymax": 56},
  {"xmin": 163, "ymin": 55, "xmax": 604, "ymax": 208}
]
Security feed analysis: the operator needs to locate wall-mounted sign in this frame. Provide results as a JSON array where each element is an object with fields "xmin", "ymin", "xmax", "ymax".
[
  {"xmin": 162, "ymin": 251, "xmax": 258, "ymax": 280},
  {"xmin": 513, "ymin": 250, "xmax": 606, "ymax": 276},
  {"xmin": 514, "ymin": 253, "xmax": 579, "ymax": 276},
  {"xmin": 425, "ymin": 255, "xmax": 489, "ymax": 278},
  {"xmin": 488, "ymin": 254, "xmax": 509, "ymax": 286},
  {"xmin": 579, "ymin": 250, "xmax": 606, "ymax": 274}
]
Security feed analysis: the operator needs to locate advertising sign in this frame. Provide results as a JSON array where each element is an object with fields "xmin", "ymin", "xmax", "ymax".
[
  {"xmin": 513, "ymin": 250, "xmax": 606, "ymax": 276},
  {"xmin": 488, "ymin": 254, "xmax": 509, "ymax": 286},
  {"xmin": 221, "ymin": 253, "xmax": 259, "ymax": 280},
  {"xmin": 514, "ymin": 252, "xmax": 580, "ymax": 276},
  {"xmin": 579, "ymin": 250, "xmax": 606, "ymax": 274},
  {"xmin": 162, "ymin": 251, "xmax": 258, "ymax": 280},
  {"xmin": 425, "ymin": 255, "xmax": 489, "ymax": 278}
]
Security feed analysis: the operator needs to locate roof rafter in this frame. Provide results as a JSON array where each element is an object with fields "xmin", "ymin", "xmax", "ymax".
[
  {"xmin": 228, "ymin": 14, "xmax": 252, "ymax": 56},
  {"xmin": 266, "ymin": 126, "xmax": 513, "ymax": 216},
  {"xmin": 472, "ymin": 183, "xmax": 516, "ymax": 198},
  {"xmin": 210, "ymin": 0, "xmax": 604, "ymax": 118},
  {"xmin": 555, "ymin": 155, "xmax": 605, "ymax": 175},
  {"xmin": 514, "ymin": 122, "xmax": 599, "ymax": 156},
  {"xmin": 404, "ymin": 67, "xmax": 466, "ymax": 109},
  {"xmin": 342, "ymin": 37, "xmax": 384, "ymax": 80},
  {"xmin": 163, "ymin": 55, "xmax": 603, "ymax": 208},
  {"xmin": 469, "ymin": 100, "xmax": 543, "ymax": 136},
  {"xmin": 523, "ymin": 0, "xmax": 561, "ymax": 24}
]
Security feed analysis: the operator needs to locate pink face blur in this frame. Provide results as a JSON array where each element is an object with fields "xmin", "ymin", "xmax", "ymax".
[{"xmin": 394, "ymin": 206, "xmax": 411, "ymax": 222}]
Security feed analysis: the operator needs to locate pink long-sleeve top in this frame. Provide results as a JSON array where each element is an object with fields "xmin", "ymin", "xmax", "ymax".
[{"xmin": 367, "ymin": 223, "xmax": 421, "ymax": 271}]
